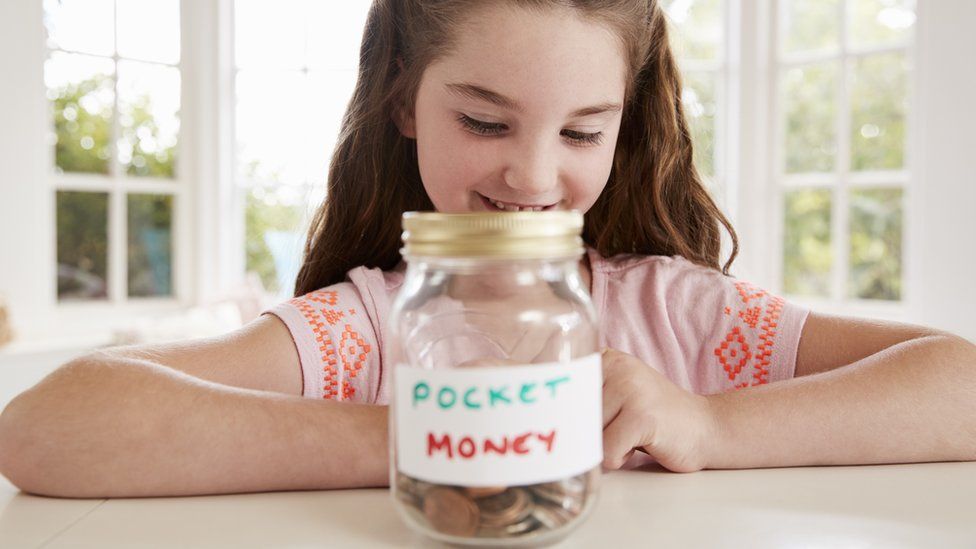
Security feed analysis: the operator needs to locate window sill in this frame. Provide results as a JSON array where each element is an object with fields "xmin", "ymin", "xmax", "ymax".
[{"xmin": 0, "ymin": 332, "xmax": 114, "ymax": 368}]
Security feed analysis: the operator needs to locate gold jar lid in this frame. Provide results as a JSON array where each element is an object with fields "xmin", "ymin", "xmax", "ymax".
[{"xmin": 401, "ymin": 211, "xmax": 584, "ymax": 259}]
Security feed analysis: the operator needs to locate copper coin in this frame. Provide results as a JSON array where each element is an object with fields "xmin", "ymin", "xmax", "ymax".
[
  {"xmin": 464, "ymin": 485, "xmax": 508, "ymax": 499},
  {"xmin": 478, "ymin": 488, "xmax": 532, "ymax": 528},
  {"xmin": 422, "ymin": 487, "xmax": 480, "ymax": 537}
]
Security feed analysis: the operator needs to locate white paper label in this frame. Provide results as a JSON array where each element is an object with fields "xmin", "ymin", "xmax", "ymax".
[{"xmin": 393, "ymin": 354, "xmax": 603, "ymax": 487}]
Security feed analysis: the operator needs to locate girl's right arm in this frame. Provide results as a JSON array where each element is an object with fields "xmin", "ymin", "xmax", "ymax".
[{"xmin": 0, "ymin": 314, "xmax": 389, "ymax": 498}]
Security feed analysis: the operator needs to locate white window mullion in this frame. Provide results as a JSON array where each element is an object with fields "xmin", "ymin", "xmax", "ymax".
[
  {"xmin": 768, "ymin": 0, "xmax": 786, "ymax": 293},
  {"xmin": 833, "ymin": 0, "xmax": 851, "ymax": 303},
  {"xmin": 108, "ymin": 184, "xmax": 126, "ymax": 303}
]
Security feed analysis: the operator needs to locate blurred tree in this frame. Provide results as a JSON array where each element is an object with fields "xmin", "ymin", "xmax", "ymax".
[
  {"xmin": 52, "ymin": 74, "xmax": 177, "ymax": 300},
  {"xmin": 245, "ymin": 184, "xmax": 305, "ymax": 295},
  {"xmin": 52, "ymin": 73, "xmax": 113, "ymax": 174},
  {"xmin": 783, "ymin": 189, "xmax": 832, "ymax": 297},
  {"xmin": 121, "ymin": 92, "xmax": 178, "ymax": 178},
  {"xmin": 56, "ymin": 191, "xmax": 109, "ymax": 300},
  {"xmin": 779, "ymin": 1, "xmax": 910, "ymax": 301}
]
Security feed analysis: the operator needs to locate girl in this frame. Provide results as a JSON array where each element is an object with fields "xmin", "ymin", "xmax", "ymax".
[{"xmin": 1, "ymin": 0, "xmax": 974, "ymax": 498}]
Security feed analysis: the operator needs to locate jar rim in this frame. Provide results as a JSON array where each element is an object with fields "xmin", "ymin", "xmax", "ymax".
[{"xmin": 401, "ymin": 211, "xmax": 584, "ymax": 259}]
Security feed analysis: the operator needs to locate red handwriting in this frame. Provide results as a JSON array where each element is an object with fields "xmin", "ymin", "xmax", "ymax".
[{"xmin": 426, "ymin": 430, "xmax": 557, "ymax": 459}]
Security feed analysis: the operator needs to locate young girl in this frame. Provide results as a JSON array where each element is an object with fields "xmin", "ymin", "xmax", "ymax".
[{"xmin": 1, "ymin": 0, "xmax": 974, "ymax": 498}]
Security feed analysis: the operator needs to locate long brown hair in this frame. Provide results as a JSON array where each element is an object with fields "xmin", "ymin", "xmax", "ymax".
[{"xmin": 295, "ymin": 0, "xmax": 738, "ymax": 296}]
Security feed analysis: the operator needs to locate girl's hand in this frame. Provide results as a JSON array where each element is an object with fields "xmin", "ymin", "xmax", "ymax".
[{"xmin": 601, "ymin": 348, "xmax": 716, "ymax": 473}]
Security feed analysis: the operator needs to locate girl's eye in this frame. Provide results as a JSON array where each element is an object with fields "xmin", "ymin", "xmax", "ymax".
[
  {"xmin": 458, "ymin": 114, "xmax": 603, "ymax": 147},
  {"xmin": 458, "ymin": 114, "xmax": 506, "ymax": 136},
  {"xmin": 561, "ymin": 129, "xmax": 604, "ymax": 147}
]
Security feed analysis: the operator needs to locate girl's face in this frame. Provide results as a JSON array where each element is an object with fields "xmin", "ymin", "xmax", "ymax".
[{"xmin": 400, "ymin": 4, "xmax": 628, "ymax": 213}]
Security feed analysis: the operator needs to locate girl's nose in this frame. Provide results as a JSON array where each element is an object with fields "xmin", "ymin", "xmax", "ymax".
[{"xmin": 501, "ymin": 140, "xmax": 559, "ymax": 196}]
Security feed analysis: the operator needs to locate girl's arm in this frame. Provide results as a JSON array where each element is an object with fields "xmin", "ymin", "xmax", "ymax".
[
  {"xmin": 0, "ymin": 315, "xmax": 389, "ymax": 497},
  {"xmin": 706, "ymin": 313, "xmax": 976, "ymax": 468}
]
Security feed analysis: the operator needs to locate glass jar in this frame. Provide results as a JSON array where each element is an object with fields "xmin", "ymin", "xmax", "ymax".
[{"xmin": 389, "ymin": 211, "xmax": 602, "ymax": 546}]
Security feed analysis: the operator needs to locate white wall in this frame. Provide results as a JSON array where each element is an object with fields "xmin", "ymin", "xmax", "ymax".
[
  {"xmin": 0, "ymin": 0, "xmax": 50, "ymax": 341},
  {"xmin": 911, "ymin": 0, "xmax": 976, "ymax": 342}
]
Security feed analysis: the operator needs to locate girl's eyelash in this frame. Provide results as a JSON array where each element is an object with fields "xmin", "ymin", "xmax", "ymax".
[
  {"xmin": 457, "ymin": 114, "xmax": 506, "ymax": 136},
  {"xmin": 457, "ymin": 114, "xmax": 604, "ymax": 146},
  {"xmin": 561, "ymin": 128, "xmax": 604, "ymax": 147}
]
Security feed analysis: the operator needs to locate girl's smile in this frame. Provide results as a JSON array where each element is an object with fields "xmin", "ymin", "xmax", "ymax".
[{"xmin": 475, "ymin": 192, "xmax": 561, "ymax": 212}]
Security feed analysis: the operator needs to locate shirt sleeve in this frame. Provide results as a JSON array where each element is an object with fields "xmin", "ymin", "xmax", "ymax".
[
  {"xmin": 262, "ymin": 282, "xmax": 381, "ymax": 403},
  {"xmin": 666, "ymin": 262, "xmax": 810, "ymax": 393}
]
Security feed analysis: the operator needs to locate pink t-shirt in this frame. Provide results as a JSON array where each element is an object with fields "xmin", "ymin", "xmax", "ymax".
[{"xmin": 263, "ymin": 248, "xmax": 809, "ymax": 404}]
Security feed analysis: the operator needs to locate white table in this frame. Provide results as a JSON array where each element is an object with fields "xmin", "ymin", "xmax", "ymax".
[{"xmin": 2, "ymin": 461, "xmax": 974, "ymax": 548}]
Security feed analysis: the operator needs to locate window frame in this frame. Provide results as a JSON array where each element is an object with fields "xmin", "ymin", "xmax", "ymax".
[
  {"xmin": 3, "ymin": 0, "xmax": 974, "ymax": 349},
  {"xmin": 767, "ymin": 0, "xmax": 914, "ymax": 319},
  {"xmin": 46, "ymin": 0, "xmax": 190, "ymax": 309}
]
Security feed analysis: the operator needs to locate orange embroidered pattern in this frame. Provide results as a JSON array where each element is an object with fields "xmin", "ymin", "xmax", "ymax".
[
  {"xmin": 290, "ymin": 289, "xmax": 373, "ymax": 401},
  {"xmin": 714, "ymin": 281, "xmax": 785, "ymax": 389},
  {"xmin": 338, "ymin": 324, "xmax": 370, "ymax": 400}
]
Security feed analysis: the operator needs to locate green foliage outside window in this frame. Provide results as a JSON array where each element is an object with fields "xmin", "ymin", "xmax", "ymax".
[
  {"xmin": 52, "ymin": 74, "xmax": 177, "ymax": 301},
  {"xmin": 52, "ymin": 74, "xmax": 113, "ymax": 174}
]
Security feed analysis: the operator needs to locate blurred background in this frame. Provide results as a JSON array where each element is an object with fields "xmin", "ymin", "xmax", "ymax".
[{"xmin": 0, "ymin": 1, "xmax": 973, "ymax": 399}]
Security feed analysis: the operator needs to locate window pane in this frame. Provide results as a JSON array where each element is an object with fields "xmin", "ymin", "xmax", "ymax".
[
  {"xmin": 46, "ymin": 52, "xmax": 115, "ymax": 175},
  {"xmin": 118, "ymin": 60, "xmax": 181, "ymax": 178},
  {"xmin": 117, "ymin": 0, "xmax": 180, "ymax": 64},
  {"xmin": 245, "ymin": 186, "xmax": 309, "ymax": 295},
  {"xmin": 783, "ymin": 62, "xmax": 837, "ymax": 173},
  {"xmin": 849, "ymin": 188, "xmax": 902, "ymax": 300},
  {"xmin": 780, "ymin": 0, "xmax": 839, "ymax": 55},
  {"xmin": 234, "ymin": 0, "xmax": 305, "ymax": 70},
  {"xmin": 783, "ymin": 189, "xmax": 832, "ymax": 297},
  {"xmin": 682, "ymin": 71, "xmax": 717, "ymax": 178},
  {"xmin": 57, "ymin": 191, "xmax": 109, "ymax": 301},
  {"xmin": 236, "ymin": 70, "xmax": 308, "ymax": 186},
  {"xmin": 306, "ymin": 2, "xmax": 371, "ymax": 71},
  {"xmin": 663, "ymin": 0, "xmax": 723, "ymax": 61},
  {"xmin": 128, "ymin": 194, "xmax": 174, "ymax": 298},
  {"xmin": 43, "ymin": 0, "xmax": 114, "ymax": 57},
  {"xmin": 306, "ymin": 70, "xmax": 358, "ymax": 186},
  {"xmin": 850, "ymin": 53, "xmax": 908, "ymax": 171},
  {"xmin": 848, "ymin": 0, "xmax": 915, "ymax": 49}
]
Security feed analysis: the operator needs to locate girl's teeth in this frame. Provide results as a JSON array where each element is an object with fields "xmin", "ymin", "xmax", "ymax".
[{"xmin": 488, "ymin": 198, "xmax": 544, "ymax": 212}]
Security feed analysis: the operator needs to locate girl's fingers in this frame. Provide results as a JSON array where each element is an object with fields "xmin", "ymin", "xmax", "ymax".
[
  {"xmin": 602, "ymin": 382, "xmax": 625, "ymax": 427},
  {"xmin": 601, "ymin": 354, "xmax": 627, "ymax": 427},
  {"xmin": 602, "ymin": 407, "xmax": 642, "ymax": 470}
]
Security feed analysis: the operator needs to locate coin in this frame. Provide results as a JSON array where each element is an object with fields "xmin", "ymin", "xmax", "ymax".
[
  {"xmin": 477, "ymin": 487, "xmax": 533, "ymax": 528},
  {"xmin": 395, "ymin": 474, "xmax": 421, "ymax": 507},
  {"xmin": 464, "ymin": 485, "xmax": 508, "ymax": 499},
  {"xmin": 531, "ymin": 502, "xmax": 575, "ymax": 529},
  {"xmin": 530, "ymin": 476, "xmax": 587, "ymax": 514},
  {"xmin": 422, "ymin": 487, "xmax": 480, "ymax": 537},
  {"xmin": 478, "ymin": 514, "xmax": 542, "ymax": 538}
]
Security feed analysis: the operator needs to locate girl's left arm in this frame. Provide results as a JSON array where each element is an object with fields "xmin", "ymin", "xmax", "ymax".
[{"xmin": 706, "ymin": 312, "xmax": 976, "ymax": 468}]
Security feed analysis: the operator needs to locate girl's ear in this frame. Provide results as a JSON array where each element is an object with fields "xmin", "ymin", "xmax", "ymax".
[{"xmin": 393, "ymin": 105, "xmax": 417, "ymax": 139}]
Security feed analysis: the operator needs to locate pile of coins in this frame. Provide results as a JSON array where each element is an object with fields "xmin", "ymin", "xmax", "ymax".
[{"xmin": 394, "ymin": 471, "xmax": 596, "ymax": 540}]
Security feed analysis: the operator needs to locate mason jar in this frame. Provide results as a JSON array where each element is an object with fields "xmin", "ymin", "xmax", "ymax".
[{"xmin": 389, "ymin": 211, "xmax": 602, "ymax": 546}]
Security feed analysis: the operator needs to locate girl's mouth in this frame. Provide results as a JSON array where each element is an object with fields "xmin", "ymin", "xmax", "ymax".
[{"xmin": 477, "ymin": 193, "xmax": 559, "ymax": 212}]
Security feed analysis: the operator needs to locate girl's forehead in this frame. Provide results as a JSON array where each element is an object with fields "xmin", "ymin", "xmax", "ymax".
[{"xmin": 427, "ymin": 4, "xmax": 629, "ymax": 109}]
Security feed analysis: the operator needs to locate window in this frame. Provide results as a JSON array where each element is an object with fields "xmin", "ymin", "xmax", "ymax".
[
  {"xmin": 665, "ymin": 0, "xmax": 729, "ymax": 212},
  {"xmin": 232, "ymin": 0, "xmax": 370, "ymax": 297},
  {"xmin": 44, "ymin": 0, "xmax": 182, "ymax": 302},
  {"xmin": 776, "ymin": 0, "xmax": 914, "ymax": 304}
]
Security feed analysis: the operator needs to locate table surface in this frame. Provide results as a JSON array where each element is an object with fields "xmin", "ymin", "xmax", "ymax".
[{"xmin": 2, "ymin": 461, "xmax": 974, "ymax": 548}]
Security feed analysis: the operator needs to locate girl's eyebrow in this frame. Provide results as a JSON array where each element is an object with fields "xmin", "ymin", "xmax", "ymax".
[{"xmin": 445, "ymin": 82, "xmax": 622, "ymax": 118}]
